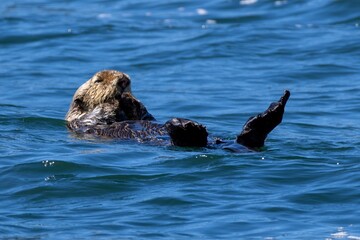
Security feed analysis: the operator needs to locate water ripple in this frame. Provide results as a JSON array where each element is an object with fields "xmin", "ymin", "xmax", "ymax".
[{"xmin": 1, "ymin": 0, "xmax": 360, "ymax": 239}]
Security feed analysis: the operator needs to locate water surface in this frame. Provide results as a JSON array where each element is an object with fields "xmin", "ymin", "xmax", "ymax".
[{"xmin": 1, "ymin": 0, "xmax": 360, "ymax": 239}]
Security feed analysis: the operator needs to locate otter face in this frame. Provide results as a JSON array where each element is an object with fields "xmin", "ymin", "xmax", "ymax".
[{"xmin": 66, "ymin": 70, "xmax": 132, "ymax": 122}]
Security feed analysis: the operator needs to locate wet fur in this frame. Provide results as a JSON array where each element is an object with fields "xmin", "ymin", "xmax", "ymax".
[
  {"xmin": 66, "ymin": 70, "xmax": 131, "ymax": 122},
  {"xmin": 66, "ymin": 70, "xmax": 289, "ymax": 149}
]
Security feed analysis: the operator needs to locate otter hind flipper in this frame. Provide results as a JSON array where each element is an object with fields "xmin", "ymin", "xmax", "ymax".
[
  {"xmin": 236, "ymin": 90, "xmax": 290, "ymax": 149},
  {"xmin": 165, "ymin": 118, "xmax": 208, "ymax": 147}
]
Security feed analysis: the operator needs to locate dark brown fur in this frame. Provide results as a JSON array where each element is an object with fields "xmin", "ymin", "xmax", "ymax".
[{"xmin": 66, "ymin": 70, "xmax": 290, "ymax": 149}]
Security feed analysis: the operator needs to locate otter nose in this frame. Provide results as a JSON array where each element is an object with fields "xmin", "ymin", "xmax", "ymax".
[{"xmin": 117, "ymin": 74, "xmax": 130, "ymax": 92}]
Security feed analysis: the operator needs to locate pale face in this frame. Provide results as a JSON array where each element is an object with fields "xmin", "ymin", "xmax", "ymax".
[{"xmin": 66, "ymin": 70, "xmax": 132, "ymax": 122}]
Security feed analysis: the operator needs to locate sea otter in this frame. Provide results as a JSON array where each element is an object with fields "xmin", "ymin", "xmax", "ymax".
[{"xmin": 66, "ymin": 70, "xmax": 290, "ymax": 151}]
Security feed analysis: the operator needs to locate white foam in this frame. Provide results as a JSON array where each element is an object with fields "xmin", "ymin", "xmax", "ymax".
[
  {"xmin": 240, "ymin": 0, "xmax": 258, "ymax": 5},
  {"xmin": 331, "ymin": 232, "xmax": 348, "ymax": 238},
  {"xmin": 206, "ymin": 19, "xmax": 217, "ymax": 25},
  {"xmin": 349, "ymin": 236, "xmax": 360, "ymax": 240},
  {"xmin": 196, "ymin": 8, "xmax": 208, "ymax": 15},
  {"xmin": 97, "ymin": 13, "xmax": 112, "ymax": 19},
  {"xmin": 275, "ymin": 0, "xmax": 287, "ymax": 6}
]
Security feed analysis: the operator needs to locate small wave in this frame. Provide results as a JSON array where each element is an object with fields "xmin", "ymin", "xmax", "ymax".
[
  {"xmin": 0, "ymin": 116, "xmax": 66, "ymax": 131},
  {"xmin": 0, "ymin": 103, "xmax": 25, "ymax": 108},
  {"xmin": 139, "ymin": 196, "xmax": 193, "ymax": 206},
  {"xmin": 0, "ymin": 32, "xmax": 74, "ymax": 46}
]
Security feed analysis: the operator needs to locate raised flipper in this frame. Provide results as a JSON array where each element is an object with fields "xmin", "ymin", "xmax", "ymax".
[
  {"xmin": 164, "ymin": 118, "xmax": 208, "ymax": 147},
  {"xmin": 236, "ymin": 90, "xmax": 290, "ymax": 149}
]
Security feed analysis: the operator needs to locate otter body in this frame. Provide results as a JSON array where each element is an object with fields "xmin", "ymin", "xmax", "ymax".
[{"xmin": 66, "ymin": 70, "xmax": 290, "ymax": 150}]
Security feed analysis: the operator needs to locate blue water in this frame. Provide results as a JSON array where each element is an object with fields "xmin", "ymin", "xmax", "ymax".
[{"xmin": 1, "ymin": 0, "xmax": 360, "ymax": 239}]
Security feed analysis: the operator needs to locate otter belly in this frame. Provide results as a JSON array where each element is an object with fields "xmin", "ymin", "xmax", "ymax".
[{"xmin": 68, "ymin": 118, "xmax": 209, "ymax": 147}]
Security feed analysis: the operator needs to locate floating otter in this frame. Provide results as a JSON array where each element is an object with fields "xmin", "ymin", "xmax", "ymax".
[{"xmin": 66, "ymin": 70, "xmax": 290, "ymax": 151}]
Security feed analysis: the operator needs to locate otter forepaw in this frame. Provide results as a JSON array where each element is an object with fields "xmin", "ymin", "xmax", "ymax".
[
  {"xmin": 165, "ymin": 118, "xmax": 208, "ymax": 147},
  {"xmin": 120, "ymin": 92, "xmax": 155, "ymax": 121}
]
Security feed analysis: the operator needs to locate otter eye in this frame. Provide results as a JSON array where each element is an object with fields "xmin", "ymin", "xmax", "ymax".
[
  {"xmin": 74, "ymin": 98, "xmax": 83, "ymax": 105},
  {"xmin": 94, "ymin": 78, "xmax": 103, "ymax": 83}
]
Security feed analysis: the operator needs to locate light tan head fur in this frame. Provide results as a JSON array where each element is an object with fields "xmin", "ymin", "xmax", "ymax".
[{"xmin": 66, "ymin": 70, "xmax": 131, "ymax": 122}]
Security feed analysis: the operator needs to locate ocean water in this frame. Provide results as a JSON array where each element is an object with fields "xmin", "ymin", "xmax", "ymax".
[{"xmin": 1, "ymin": 0, "xmax": 360, "ymax": 239}]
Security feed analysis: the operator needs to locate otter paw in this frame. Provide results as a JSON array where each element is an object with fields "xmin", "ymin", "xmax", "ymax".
[{"xmin": 164, "ymin": 118, "xmax": 208, "ymax": 147}]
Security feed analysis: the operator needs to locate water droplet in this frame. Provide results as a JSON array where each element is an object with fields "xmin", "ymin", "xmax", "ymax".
[
  {"xmin": 206, "ymin": 19, "xmax": 217, "ymax": 25},
  {"xmin": 197, "ymin": 8, "xmax": 208, "ymax": 16},
  {"xmin": 97, "ymin": 13, "xmax": 112, "ymax": 19},
  {"xmin": 274, "ymin": 0, "xmax": 287, "ymax": 6},
  {"xmin": 43, "ymin": 160, "xmax": 55, "ymax": 167}
]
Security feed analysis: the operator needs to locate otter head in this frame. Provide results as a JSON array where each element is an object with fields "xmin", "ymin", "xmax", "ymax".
[{"xmin": 66, "ymin": 70, "xmax": 131, "ymax": 122}]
